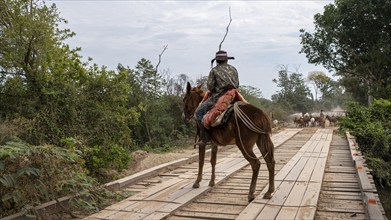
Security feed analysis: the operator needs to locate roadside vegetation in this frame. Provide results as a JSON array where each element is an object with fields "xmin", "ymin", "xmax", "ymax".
[
  {"xmin": 300, "ymin": 0, "xmax": 391, "ymax": 217},
  {"xmin": 338, "ymin": 100, "xmax": 391, "ymax": 217},
  {"xmin": 1, "ymin": 0, "xmax": 390, "ymax": 218}
]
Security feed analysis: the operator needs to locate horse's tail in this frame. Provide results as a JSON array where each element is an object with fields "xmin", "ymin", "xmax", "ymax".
[{"xmin": 257, "ymin": 132, "xmax": 274, "ymax": 161}]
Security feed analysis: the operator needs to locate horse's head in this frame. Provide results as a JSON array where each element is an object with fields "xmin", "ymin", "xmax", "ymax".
[{"xmin": 182, "ymin": 82, "xmax": 205, "ymax": 121}]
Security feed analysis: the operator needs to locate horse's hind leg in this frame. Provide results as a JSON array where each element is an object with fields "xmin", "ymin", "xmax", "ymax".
[
  {"xmin": 258, "ymin": 134, "xmax": 275, "ymax": 199},
  {"xmin": 209, "ymin": 144, "xmax": 218, "ymax": 187},
  {"xmin": 237, "ymin": 142, "xmax": 260, "ymax": 202},
  {"xmin": 193, "ymin": 144, "xmax": 206, "ymax": 188}
]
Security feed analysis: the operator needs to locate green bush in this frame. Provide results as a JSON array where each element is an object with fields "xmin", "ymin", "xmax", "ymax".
[
  {"xmin": 0, "ymin": 140, "xmax": 104, "ymax": 217},
  {"xmin": 83, "ymin": 144, "xmax": 131, "ymax": 182},
  {"xmin": 366, "ymin": 157, "xmax": 391, "ymax": 188},
  {"xmin": 339, "ymin": 99, "xmax": 391, "ymax": 187}
]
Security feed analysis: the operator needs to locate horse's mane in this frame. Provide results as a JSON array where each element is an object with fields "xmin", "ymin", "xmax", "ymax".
[{"xmin": 192, "ymin": 85, "xmax": 206, "ymax": 100}]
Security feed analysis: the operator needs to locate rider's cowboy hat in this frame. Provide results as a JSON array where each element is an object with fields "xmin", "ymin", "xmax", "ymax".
[{"xmin": 211, "ymin": 50, "xmax": 235, "ymax": 65}]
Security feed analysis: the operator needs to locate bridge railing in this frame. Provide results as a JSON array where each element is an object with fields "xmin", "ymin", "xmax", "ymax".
[{"xmin": 346, "ymin": 132, "xmax": 386, "ymax": 220}]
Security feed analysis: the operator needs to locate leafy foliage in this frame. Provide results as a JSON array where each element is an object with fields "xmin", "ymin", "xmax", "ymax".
[
  {"xmin": 300, "ymin": 0, "xmax": 391, "ymax": 104},
  {"xmin": 339, "ymin": 99, "xmax": 391, "ymax": 187},
  {"xmin": 1, "ymin": 0, "xmax": 369, "ymax": 217},
  {"xmin": 272, "ymin": 65, "xmax": 313, "ymax": 113},
  {"xmin": 0, "ymin": 140, "xmax": 109, "ymax": 218}
]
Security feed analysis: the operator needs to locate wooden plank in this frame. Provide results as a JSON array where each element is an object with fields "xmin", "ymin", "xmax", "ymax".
[
  {"xmin": 272, "ymin": 129, "xmax": 302, "ymax": 146},
  {"xmin": 316, "ymin": 211, "xmax": 366, "ymax": 220},
  {"xmin": 274, "ymin": 142, "xmax": 313, "ymax": 180},
  {"xmin": 355, "ymin": 159, "xmax": 373, "ymax": 192},
  {"xmin": 237, "ymin": 180, "xmax": 284, "ymax": 219},
  {"xmin": 363, "ymin": 192, "xmax": 384, "ymax": 220},
  {"xmin": 313, "ymin": 140, "xmax": 325, "ymax": 153},
  {"xmin": 237, "ymin": 129, "xmax": 333, "ymax": 220},
  {"xmin": 285, "ymin": 157, "xmax": 309, "ymax": 181},
  {"xmin": 284, "ymin": 181, "xmax": 308, "ymax": 206},
  {"xmin": 172, "ymin": 210, "xmax": 237, "ymax": 220},
  {"xmin": 320, "ymin": 140, "xmax": 331, "ymax": 154},
  {"xmin": 127, "ymin": 177, "xmax": 188, "ymax": 201},
  {"xmin": 320, "ymin": 190, "xmax": 361, "ymax": 196},
  {"xmin": 194, "ymin": 198, "xmax": 248, "ymax": 206},
  {"xmin": 300, "ymin": 182, "xmax": 322, "ymax": 207},
  {"xmin": 346, "ymin": 132, "xmax": 386, "ymax": 220},
  {"xmin": 85, "ymin": 209, "xmax": 119, "ymax": 219},
  {"xmin": 276, "ymin": 207, "xmax": 299, "ymax": 220},
  {"xmin": 121, "ymin": 179, "xmax": 196, "ymax": 213},
  {"xmin": 297, "ymin": 157, "xmax": 317, "ymax": 182},
  {"xmin": 316, "ymin": 204, "xmax": 365, "ymax": 213},
  {"xmin": 304, "ymin": 140, "xmax": 318, "ymax": 153},
  {"xmin": 253, "ymin": 180, "xmax": 283, "ymax": 204},
  {"xmin": 274, "ymin": 153, "xmax": 304, "ymax": 181},
  {"xmin": 268, "ymin": 181, "xmax": 295, "ymax": 206},
  {"xmin": 318, "ymin": 198, "xmax": 364, "ymax": 206},
  {"xmin": 83, "ymin": 217, "xmax": 102, "ymax": 220},
  {"xmin": 181, "ymin": 203, "xmax": 244, "ymax": 215},
  {"xmin": 107, "ymin": 210, "xmax": 146, "ymax": 220},
  {"xmin": 145, "ymin": 183, "xmax": 202, "ymax": 210},
  {"xmin": 222, "ymin": 158, "xmax": 253, "ymax": 175},
  {"xmin": 101, "ymin": 199, "xmax": 138, "ymax": 212},
  {"xmin": 236, "ymin": 202, "xmax": 265, "ymax": 219},
  {"xmin": 143, "ymin": 211, "xmax": 171, "ymax": 220},
  {"xmin": 86, "ymin": 128, "xmax": 303, "ymax": 220},
  {"xmin": 310, "ymin": 157, "xmax": 327, "ymax": 182},
  {"xmin": 256, "ymin": 204, "xmax": 281, "ymax": 220},
  {"xmin": 320, "ymin": 193, "xmax": 362, "ymax": 201},
  {"xmin": 295, "ymin": 206, "xmax": 316, "ymax": 220},
  {"xmin": 322, "ymin": 187, "xmax": 361, "ymax": 192},
  {"xmin": 323, "ymin": 182, "xmax": 360, "ymax": 188}
]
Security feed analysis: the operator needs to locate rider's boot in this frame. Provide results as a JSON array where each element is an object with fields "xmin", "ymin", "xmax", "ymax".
[{"xmin": 194, "ymin": 121, "xmax": 211, "ymax": 148}]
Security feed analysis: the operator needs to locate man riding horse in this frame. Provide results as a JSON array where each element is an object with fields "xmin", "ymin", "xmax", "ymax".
[
  {"xmin": 194, "ymin": 50, "xmax": 239, "ymax": 148},
  {"xmin": 183, "ymin": 62, "xmax": 275, "ymax": 201}
]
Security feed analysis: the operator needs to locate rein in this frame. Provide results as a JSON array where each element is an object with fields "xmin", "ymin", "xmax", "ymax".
[
  {"xmin": 234, "ymin": 102, "xmax": 267, "ymax": 134},
  {"xmin": 234, "ymin": 102, "xmax": 269, "ymax": 160}
]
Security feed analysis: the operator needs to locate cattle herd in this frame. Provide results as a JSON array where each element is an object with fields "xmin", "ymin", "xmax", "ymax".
[{"xmin": 291, "ymin": 111, "xmax": 345, "ymax": 128}]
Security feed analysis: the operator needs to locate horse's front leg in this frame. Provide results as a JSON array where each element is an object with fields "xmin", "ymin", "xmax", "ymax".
[
  {"xmin": 193, "ymin": 144, "xmax": 206, "ymax": 188},
  {"xmin": 209, "ymin": 144, "xmax": 218, "ymax": 187}
]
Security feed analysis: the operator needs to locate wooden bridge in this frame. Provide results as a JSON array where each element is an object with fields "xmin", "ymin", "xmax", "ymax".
[{"xmin": 84, "ymin": 128, "xmax": 386, "ymax": 220}]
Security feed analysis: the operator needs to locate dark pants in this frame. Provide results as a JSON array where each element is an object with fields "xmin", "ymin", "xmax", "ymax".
[{"xmin": 195, "ymin": 97, "xmax": 214, "ymax": 142}]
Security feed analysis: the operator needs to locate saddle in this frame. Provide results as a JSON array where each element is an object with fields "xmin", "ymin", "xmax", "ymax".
[
  {"xmin": 210, "ymin": 104, "xmax": 234, "ymax": 127},
  {"xmin": 202, "ymin": 89, "xmax": 247, "ymax": 129}
]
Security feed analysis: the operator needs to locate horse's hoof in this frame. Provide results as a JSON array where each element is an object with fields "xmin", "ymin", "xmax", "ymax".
[
  {"xmin": 248, "ymin": 194, "xmax": 255, "ymax": 202},
  {"xmin": 208, "ymin": 181, "xmax": 215, "ymax": 187},
  {"xmin": 193, "ymin": 182, "xmax": 200, "ymax": 188},
  {"xmin": 263, "ymin": 192, "xmax": 273, "ymax": 199}
]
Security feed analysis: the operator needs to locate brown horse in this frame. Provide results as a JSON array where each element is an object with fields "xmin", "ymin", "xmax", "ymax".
[{"xmin": 182, "ymin": 82, "xmax": 275, "ymax": 202}]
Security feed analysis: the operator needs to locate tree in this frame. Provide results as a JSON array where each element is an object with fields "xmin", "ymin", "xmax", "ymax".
[
  {"xmin": 239, "ymin": 85, "xmax": 263, "ymax": 108},
  {"xmin": 307, "ymin": 71, "xmax": 348, "ymax": 109},
  {"xmin": 163, "ymin": 73, "xmax": 191, "ymax": 96},
  {"xmin": 0, "ymin": 0, "xmax": 79, "ymax": 109},
  {"xmin": 135, "ymin": 58, "xmax": 162, "ymax": 98},
  {"xmin": 307, "ymin": 71, "xmax": 329, "ymax": 101},
  {"xmin": 0, "ymin": 0, "xmax": 88, "ymax": 145},
  {"xmin": 272, "ymin": 65, "xmax": 312, "ymax": 113},
  {"xmin": 300, "ymin": 0, "xmax": 391, "ymax": 105}
]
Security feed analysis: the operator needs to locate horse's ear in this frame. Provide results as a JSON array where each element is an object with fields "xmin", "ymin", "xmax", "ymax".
[
  {"xmin": 197, "ymin": 83, "xmax": 203, "ymax": 89},
  {"xmin": 186, "ymin": 82, "xmax": 191, "ymax": 94}
]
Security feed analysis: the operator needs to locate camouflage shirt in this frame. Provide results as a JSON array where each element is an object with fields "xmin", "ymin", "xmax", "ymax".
[{"xmin": 207, "ymin": 63, "xmax": 239, "ymax": 100}]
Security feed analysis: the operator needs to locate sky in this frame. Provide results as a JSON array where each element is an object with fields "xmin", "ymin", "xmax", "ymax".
[{"xmin": 51, "ymin": 0, "xmax": 334, "ymax": 99}]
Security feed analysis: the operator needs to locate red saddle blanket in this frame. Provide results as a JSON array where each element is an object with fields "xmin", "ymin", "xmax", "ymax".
[{"xmin": 201, "ymin": 89, "xmax": 247, "ymax": 129}]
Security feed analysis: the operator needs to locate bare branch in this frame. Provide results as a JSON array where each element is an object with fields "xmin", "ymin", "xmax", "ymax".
[
  {"xmin": 156, "ymin": 44, "xmax": 168, "ymax": 72},
  {"xmin": 219, "ymin": 7, "xmax": 232, "ymax": 51}
]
